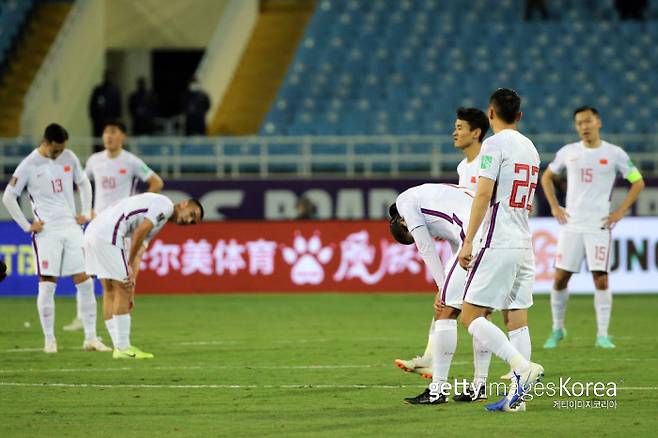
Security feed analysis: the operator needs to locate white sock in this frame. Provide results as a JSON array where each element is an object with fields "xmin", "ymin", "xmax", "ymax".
[
  {"xmin": 472, "ymin": 337, "xmax": 491, "ymax": 388},
  {"xmin": 75, "ymin": 291, "xmax": 82, "ymax": 321},
  {"xmin": 422, "ymin": 318, "xmax": 434, "ymax": 358},
  {"xmin": 468, "ymin": 317, "xmax": 529, "ymax": 372},
  {"xmin": 431, "ymin": 319, "xmax": 457, "ymax": 387},
  {"xmin": 509, "ymin": 326, "xmax": 531, "ymax": 361},
  {"xmin": 37, "ymin": 281, "xmax": 56, "ymax": 341},
  {"xmin": 594, "ymin": 289, "xmax": 612, "ymax": 337},
  {"xmin": 104, "ymin": 317, "xmax": 118, "ymax": 348},
  {"xmin": 115, "ymin": 313, "xmax": 131, "ymax": 350},
  {"xmin": 551, "ymin": 288, "xmax": 569, "ymax": 330},
  {"xmin": 76, "ymin": 279, "xmax": 97, "ymax": 342}
]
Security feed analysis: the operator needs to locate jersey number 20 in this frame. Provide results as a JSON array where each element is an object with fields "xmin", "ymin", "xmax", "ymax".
[{"xmin": 510, "ymin": 164, "xmax": 539, "ymax": 211}]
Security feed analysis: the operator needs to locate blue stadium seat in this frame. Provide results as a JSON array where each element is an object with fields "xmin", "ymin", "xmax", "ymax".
[{"xmin": 262, "ymin": 1, "xmax": 657, "ymax": 139}]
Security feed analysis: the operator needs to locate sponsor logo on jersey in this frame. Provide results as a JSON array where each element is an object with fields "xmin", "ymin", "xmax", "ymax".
[
  {"xmin": 157, "ymin": 213, "xmax": 166, "ymax": 223},
  {"xmin": 599, "ymin": 159, "xmax": 608, "ymax": 165},
  {"xmin": 119, "ymin": 168, "xmax": 127, "ymax": 175},
  {"xmin": 63, "ymin": 165, "xmax": 71, "ymax": 173},
  {"xmin": 480, "ymin": 155, "xmax": 492, "ymax": 169}
]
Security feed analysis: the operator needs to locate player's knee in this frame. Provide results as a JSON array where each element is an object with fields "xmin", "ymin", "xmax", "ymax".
[
  {"xmin": 554, "ymin": 273, "xmax": 570, "ymax": 291},
  {"xmin": 593, "ymin": 273, "xmax": 608, "ymax": 290},
  {"xmin": 438, "ymin": 306, "xmax": 460, "ymax": 320},
  {"xmin": 73, "ymin": 273, "xmax": 89, "ymax": 284}
]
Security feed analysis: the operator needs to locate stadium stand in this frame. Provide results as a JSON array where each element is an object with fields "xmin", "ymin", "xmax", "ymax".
[
  {"xmin": 0, "ymin": 0, "xmax": 33, "ymax": 68},
  {"xmin": 263, "ymin": 0, "xmax": 658, "ymax": 153}
]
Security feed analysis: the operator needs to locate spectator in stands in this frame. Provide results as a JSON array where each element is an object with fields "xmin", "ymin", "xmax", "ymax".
[
  {"xmin": 295, "ymin": 197, "xmax": 317, "ymax": 220},
  {"xmin": 129, "ymin": 77, "xmax": 158, "ymax": 135},
  {"xmin": 89, "ymin": 70, "xmax": 122, "ymax": 139},
  {"xmin": 615, "ymin": 0, "xmax": 647, "ymax": 20},
  {"xmin": 182, "ymin": 77, "xmax": 210, "ymax": 136},
  {"xmin": 524, "ymin": 0, "xmax": 549, "ymax": 20}
]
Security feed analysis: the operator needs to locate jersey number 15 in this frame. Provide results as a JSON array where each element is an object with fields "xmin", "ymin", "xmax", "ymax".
[{"xmin": 510, "ymin": 164, "xmax": 539, "ymax": 211}]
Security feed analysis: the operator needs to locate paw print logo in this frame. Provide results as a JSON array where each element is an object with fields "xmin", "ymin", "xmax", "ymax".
[{"xmin": 282, "ymin": 232, "xmax": 333, "ymax": 285}]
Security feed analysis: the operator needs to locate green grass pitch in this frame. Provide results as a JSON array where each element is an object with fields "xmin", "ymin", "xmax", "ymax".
[{"xmin": 0, "ymin": 293, "xmax": 656, "ymax": 437}]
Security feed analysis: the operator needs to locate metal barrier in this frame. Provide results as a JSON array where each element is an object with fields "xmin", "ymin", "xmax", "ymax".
[{"xmin": 2, "ymin": 134, "xmax": 657, "ymax": 179}]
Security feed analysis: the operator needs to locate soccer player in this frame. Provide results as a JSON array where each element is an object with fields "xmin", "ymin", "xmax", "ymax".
[
  {"xmin": 62, "ymin": 120, "xmax": 163, "ymax": 335},
  {"xmin": 391, "ymin": 183, "xmax": 492, "ymax": 404},
  {"xmin": 457, "ymin": 89, "xmax": 544, "ymax": 412},
  {"xmin": 541, "ymin": 107, "xmax": 644, "ymax": 349},
  {"xmin": 83, "ymin": 193, "xmax": 203, "ymax": 359},
  {"xmin": 1, "ymin": 123, "xmax": 110, "ymax": 353},
  {"xmin": 394, "ymin": 108, "xmax": 492, "ymax": 389}
]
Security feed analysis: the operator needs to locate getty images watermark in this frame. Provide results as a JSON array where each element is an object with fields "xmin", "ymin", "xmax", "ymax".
[{"xmin": 429, "ymin": 378, "xmax": 618, "ymax": 409}]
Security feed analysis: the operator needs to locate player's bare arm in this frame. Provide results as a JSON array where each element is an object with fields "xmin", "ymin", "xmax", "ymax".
[
  {"xmin": 603, "ymin": 177, "xmax": 645, "ymax": 228},
  {"xmin": 458, "ymin": 177, "xmax": 494, "ymax": 270},
  {"xmin": 126, "ymin": 219, "xmax": 154, "ymax": 288},
  {"xmin": 146, "ymin": 174, "xmax": 164, "ymax": 193},
  {"xmin": 540, "ymin": 168, "xmax": 569, "ymax": 224},
  {"xmin": 2, "ymin": 176, "xmax": 43, "ymax": 232}
]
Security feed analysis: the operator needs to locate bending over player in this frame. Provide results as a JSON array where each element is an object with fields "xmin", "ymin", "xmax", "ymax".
[
  {"xmin": 390, "ymin": 183, "xmax": 489, "ymax": 404},
  {"xmin": 64, "ymin": 120, "xmax": 163, "ymax": 333},
  {"xmin": 83, "ymin": 193, "xmax": 203, "ymax": 358}
]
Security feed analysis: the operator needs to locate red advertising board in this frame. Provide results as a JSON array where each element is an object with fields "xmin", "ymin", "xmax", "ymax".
[{"xmin": 136, "ymin": 221, "xmax": 452, "ymax": 293}]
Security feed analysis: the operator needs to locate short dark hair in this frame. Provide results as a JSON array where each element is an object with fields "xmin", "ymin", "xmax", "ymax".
[
  {"xmin": 44, "ymin": 123, "xmax": 69, "ymax": 143},
  {"xmin": 103, "ymin": 120, "xmax": 127, "ymax": 133},
  {"xmin": 573, "ymin": 106, "xmax": 599, "ymax": 118},
  {"xmin": 456, "ymin": 107, "xmax": 490, "ymax": 142},
  {"xmin": 489, "ymin": 88, "xmax": 521, "ymax": 124},
  {"xmin": 190, "ymin": 198, "xmax": 204, "ymax": 221},
  {"xmin": 388, "ymin": 203, "xmax": 413, "ymax": 245}
]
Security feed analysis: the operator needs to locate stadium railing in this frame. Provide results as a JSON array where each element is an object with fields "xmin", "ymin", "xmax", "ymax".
[{"xmin": 1, "ymin": 134, "xmax": 657, "ymax": 179}]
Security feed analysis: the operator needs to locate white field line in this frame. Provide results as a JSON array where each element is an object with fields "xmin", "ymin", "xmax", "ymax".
[
  {"xmin": 0, "ymin": 382, "xmax": 656, "ymax": 391},
  {"xmin": 0, "ymin": 363, "xmax": 424, "ymax": 373}
]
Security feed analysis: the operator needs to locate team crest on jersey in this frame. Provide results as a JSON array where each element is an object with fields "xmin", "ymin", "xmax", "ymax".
[
  {"xmin": 42, "ymin": 260, "xmax": 49, "ymax": 269},
  {"xmin": 63, "ymin": 165, "xmax": 71, "ymax": 173},
  {"xmin": 157, "ymin": 213, "xmax": 166, "ymax": 223},
  {"xmin": 480, "ymin": 155, "xmax": 492, "ymax": 169},
  {"xmin": 599, "ymin": 159, "xmax": 608, "ymax": 165},
  {"xmin": 470, "ymin": 176, "xmax": 476, "ymax": 183},
  {"xmin": 119, "ymin": 168, "xmax": 127, "ymax": 175}
]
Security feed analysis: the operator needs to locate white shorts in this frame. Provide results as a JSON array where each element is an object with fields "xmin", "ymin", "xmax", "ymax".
[
  {"xmin": 463, "ymin": 248, "xmax": 534, "ymax": 310},
  {"xmin": 441, "ymin": 254, "xmax": 468, "ymax": 310},
  {"xmin": 555, "ymin": 228, "xmax": 611, "ymax": 273},
  {"xmin": 83, "ymin": 234, "xmax": 129, "ymax": 281},
  {"xmin": 31, "ymin": 224, "xmax": 85, "ymax": 277}
]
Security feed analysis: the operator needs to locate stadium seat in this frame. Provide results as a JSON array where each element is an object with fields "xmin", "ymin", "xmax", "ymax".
[{"xmin": 262, "ymin": 1, "xmax": 658, "ymax": 143}]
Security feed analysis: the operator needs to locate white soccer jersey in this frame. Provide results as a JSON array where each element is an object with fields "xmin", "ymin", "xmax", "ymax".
[
  {"xmin": 7, "ymin": 149, "xmax": 87, "ymax": 228},
  {"xmin": 85, "ymin": 193, "xmax": 173, "ymax": 249},
  {"xmin": 477, "ymin": 129, "xmax": 540, "ymax": 249},
  {"xmin": 85, "ymin": 150, "xmax": 154, "ymax": 213},
  {"xmin": 457, "ymin": 154, "xmax": 480, "ymax": 192},
  {"xmin": 548, "ymin": 140, "xmax": 637, "ymax": 231},
  {"xmin": 396, "ymin": 183, "xmax": 474, "ymax": 253}
]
